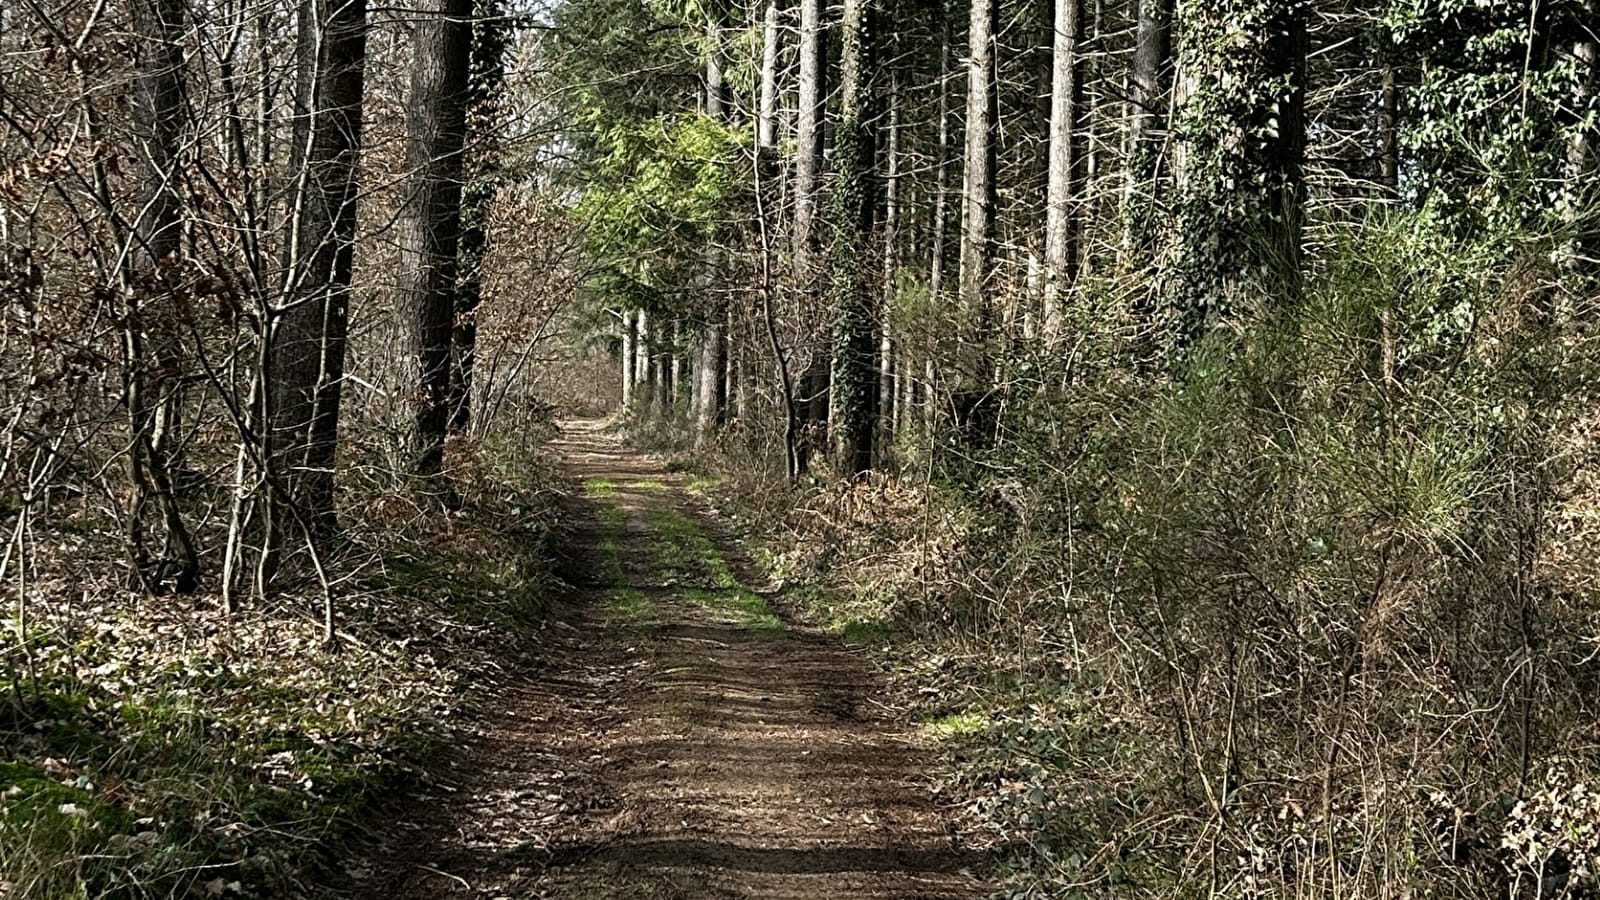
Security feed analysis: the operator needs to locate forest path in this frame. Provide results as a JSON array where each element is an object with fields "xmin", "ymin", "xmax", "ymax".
[{"xmin": 349, "ymin": 420, "xmax": 987, "ymax": 899}]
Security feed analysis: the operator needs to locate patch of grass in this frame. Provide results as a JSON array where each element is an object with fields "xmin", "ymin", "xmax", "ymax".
[
  {"xmin": 0, "ymin": 757, "xmax": 140, "ymax": 897},
  {"xmin": 597, "ymin": 505, "xmax": 628, "ymax": 528},
  {"xmin": 606, "ymin": 588, "xmax": 654, "ymax": 623},
  {"xmin": 918, "ymin": 710, "xmax": 991, "ymax": 738},
  {"xmin": 682, "ymin": 476, "xmax": 721, "ymax": 494},
  {"xmin": 637, "ymin": 507, "xmax": 784, "ymax": 632},
  {"xmin": 645, "ymin": 508, "xmax": 734, "ymax": 587},
  {"xmin": 683, "ymin": 588, "xmax": 785, "ymax": 633},
  {"xmin": 836, "ymin": 618, "xmax": 893, "ymax": 645},
  {"xmin": 582, "ymin": 477, "xmax": 617, "ymax": 499}
]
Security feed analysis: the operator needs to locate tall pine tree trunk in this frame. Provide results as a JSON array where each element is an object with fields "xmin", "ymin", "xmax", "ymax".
[
  {"xmin": 1042, "ymin": 0, "xmax": 1082, "ymax": 342},
  {"xmin": 397, "ymin": 0, "xmax": 472, "ymax": 482},
  {"xmin": 694, "ymin": 10, "xmax": 728, "ymax": 447},
  {"xmin": 924, "ymin": 16, "xmax": 953, "ymax": 426},
  {"xmin": 1124, "ymin": 0, "xmax": 1170, "ymax": 252},
  {"xmin": 956, "ymin": 0, "xmax": 998, "ymax": 436},
  {"xmin": 878, "ymin": 72, "xmax": 899, "ymax": 454},
  {"xmin": 793, "ymin": 0, "xmax": 827, "ymax": 471}
]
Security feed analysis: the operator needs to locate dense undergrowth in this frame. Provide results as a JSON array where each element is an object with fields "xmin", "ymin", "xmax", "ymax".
[
  {"xmin": 0, "ymin": 430, "xmax": 564, "ymax": 897},
  {"xmin": 674, "ymin": 212, "xmax": 1600, "ymax": 898}
]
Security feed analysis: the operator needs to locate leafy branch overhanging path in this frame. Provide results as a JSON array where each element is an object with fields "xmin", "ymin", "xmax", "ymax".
[{"xmin": 351, "ymin": 421, "xmax": 987, "ymax": 898}]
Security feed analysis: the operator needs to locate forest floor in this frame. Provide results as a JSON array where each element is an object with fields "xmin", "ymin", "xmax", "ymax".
[{"xmin": 344, "ymin": 420, "xmax": 988, "ymax": 899}]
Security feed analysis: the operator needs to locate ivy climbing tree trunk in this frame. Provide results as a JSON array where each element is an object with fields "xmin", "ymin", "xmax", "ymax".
[
  {"xmin": 397, "ymin": 0, "xmax": 472, "ymax": 483},
  {"xmin": 828, "ymin": 0, "xmax": 877, "ymax": 476},
  {"xmin": 449, "ymin": 0, "xmax": 510, "ymax": 435},
  {"xmin": 1173, "ymin": 0, "xmax": 1306, "ymax": 342}
]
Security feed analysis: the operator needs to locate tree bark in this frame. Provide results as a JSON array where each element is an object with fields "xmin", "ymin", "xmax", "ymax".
[
  {"xmin": 958, "ymin": 0, "xmax": 997, "ymax": 322},
  {"xmin": 397, "ymin": 0, "xmax": 472, "ymax": 481},
  {"xmin": 450, "ymin": 0, "xmax": 510, "ymax": 435},
  {"xmin": 793, "ymin": 0, "xmax": 828, "ymax": 470},
  {"xmin": 955, "ymin": 0, "xmax": 998, "ymax": 435},
  {"xmin": 621, "ymin": 308, "xmax": 636, "ymax": 408},
  {"xmin": 1124, "ymin": 0, "xmax": 1170, "ymax": 252},
  {"xmin": 1174, "ymin": 0, "xmax": 1306, "ymax": 340},
  {"xmin": 878, "ymin": 72, "xmax": 899, "ymax": 454},
  {"xmin": 1378, "ymin": 61, "xmax": 1398, "ymax": 197},
  {"xmin": 1042, "ymin": 0, "xmax": 1082, "ymax": 342},
  {"xmin": 828, "ymin": 0, "xmax": 877, "ymax": 476},
  {"xmin": 758, "ymin": 0, "xmax": 781, "ymax": 152},
  {"xmin": 924, "ymin": 17, "xmax": 953, "ymax": 426},
  {"xmin": 126, "ymin": 0, "xmax": 199, "ymax": 594},
  {"xmin": 695, "ymin": 11, "xmax": 728, "ymax": 446},
  {"xmin": 267, "ymin": 0, "xmax": 366, "ymax": 544}
]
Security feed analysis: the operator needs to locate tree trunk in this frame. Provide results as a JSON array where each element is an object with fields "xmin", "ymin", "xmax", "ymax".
[
  {"xmin": 266, "ymin": 0, "xmax": 366, "ymax": 549},
  {"xmin": 1042, "ymin": 0, "xmax": 1082, "ymax": 342},
  {"xmin": 1378, "ymin": 61, "xmax": 1398, "ymax": 197},
  {"xmin": 397, "ymin": 0, "xmax": 472, "ymax": 482},
  {"xmin": 758, "ymin": 0, "xmax": 781, "ymax": 152},
  {"xmin": 793, "ymin": 0, "xmax": 827, "ymax": 471},
  {"xmin": 956, "ymin": 0, "xmax": 998, "ymax": 435},
  {"xmin": 925, "ymin": 17, "xmax": 953, "ymax": 426},
  {"xmin": 1124, "ymin": 0, "xmax": 1171, "ymax": 253},
  {"xmin": 878, "ymin": 72, "xmax": 899, "ymax": 457},
  {"xmin": 126, "ymin": 0, "xmax": 199, "ymax": 594},
  {"xmin": 450, "ymin": 0, "xmax": 510, "ymax": 435},
  {"xmin": 1174, "ymin": 0, "xmax": 1306, "ymax": 340},
  {"xmin": 828, "ymin": 0, "xmax": 877, "ymax": 476},
  {"xmin": 621, "ymin": 309, "xmax": 636, "ymax": 408},
  {"xmin": 695, "ymin": 12, "xmax": 728, "ymax": 446}
]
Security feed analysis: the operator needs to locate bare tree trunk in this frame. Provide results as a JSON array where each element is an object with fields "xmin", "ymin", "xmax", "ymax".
[
  {"xmin": 1042, "ymin": 0, "xmax": 1082, "ymax": 343},
  {"xmin": 621, "ymin": 308, "xmax": 636, "ymax": 408},
  {"xmin": 397, "ymin": 0, "xmax": 472, "ymax": 483},
  {"xmin": 1124, "ymin": 0, "xmax": 1171, "ymax": 253},
  {"xmin": 793, "ymin": 0, "xmax": 827, "ymax": 471},
  {"xmin": 1378, "ymin": 61, "xmax": 1398, "ymax": 197},
  {"xmin": 269, "ymin": 0, "xmax": 366, "ymax": 543},
  {"xmin": 695, "ymin": 12, "xmax": 728, "ymax": 446},
  {"xmin": 878, "ymin": 71, "xmax": 899, "ymax": 457},
  {"xmin": 125, "ymin": 0, "xmax": 199, "ymax": 594},
  {"xmin": 630, "ymin": 305, "xmax": 643, "ymax": 393},
  {"xmin": 759, "ymin": 0, "xmax": 781, "ymax": 151},
  {"xmin": 956, "ymin": 0, "xmax": 998, "ymax": 436},
  {"xmin": 924, "ymin": 17, "xmax": 952, "ymax": 427}
]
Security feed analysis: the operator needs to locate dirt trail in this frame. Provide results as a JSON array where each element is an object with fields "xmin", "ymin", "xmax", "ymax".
[{"xmin": 350, "ymin": 421, "xmax": 986, "ymax": 898}]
